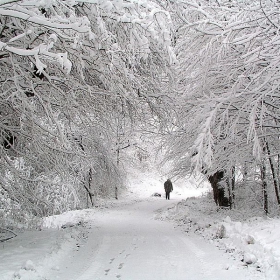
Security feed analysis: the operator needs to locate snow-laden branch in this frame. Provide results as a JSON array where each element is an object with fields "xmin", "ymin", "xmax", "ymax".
[
  {"xmin": 0, "ymin": 8, "xmax": 91, "ymax": 33},
  {"xmin": 0, "ymin": 0, "xmax": 177, "ymax": 80},
  {"xmin": 0, "ymin": 0, "xmax": 18, "ymax": 6},
  {"xmin": 168, "ymin": 0, "xmax": 280, "ymax": 176},
  {"xmin": 247, "ymin": 104, "xmax": 262, "ymax": 161},
  {"xmin": 191, "ymin": 106, "xmax": 217, "ymax": 173},
  {"xmin": 1, "ymin": 33, "xmax": 72, "ymax": 73}
]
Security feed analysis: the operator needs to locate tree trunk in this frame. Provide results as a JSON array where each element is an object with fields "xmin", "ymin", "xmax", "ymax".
[
  {"xmin": 208, "ymin": 171, "xmax": 228, "ymax": 207},
  {"xmin": 274, "ymin": 119, "xmax": 280, "ymax": 183},
  {"xmin": 115, "ymin": 147, "xmax": 119, "ymax": 200},
  {"xmin": 228, "ymin": 166, "xmax": 235, "ymax": 209},
  {"xmin": 266, "ymin": 142, "xmax": 280, "ymax": 205},
  {"xmin": 88, "ymin": 168, "xmax": 94, "ymax": 206},
  {"xmin": 83, "ymin": 168, "xmax": 94, "ymax": 207},
  {"xmin": 260, "ymin": 162, "xmax": 268, "ymax": 215},
  {"xmin": 76, "ymin": 137, "xmax": 94, "ymax": 207}
]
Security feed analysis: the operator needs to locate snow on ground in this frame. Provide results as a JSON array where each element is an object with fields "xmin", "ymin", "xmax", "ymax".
[
  {"xmin": 36, "ymin": 199, "xmax": 257, "ymax": 280},
  {"xmin": 0, "ymin": 171, "xmax": 279, "ymax": 279},
  {"xmin": 157, "ymin": 195, "xmax": 280, "ymax": 280}
]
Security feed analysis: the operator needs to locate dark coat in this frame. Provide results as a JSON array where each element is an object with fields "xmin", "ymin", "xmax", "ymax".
[{"xmin": 164, "ymin": 179, "xmax": 173, "ymax": 193}]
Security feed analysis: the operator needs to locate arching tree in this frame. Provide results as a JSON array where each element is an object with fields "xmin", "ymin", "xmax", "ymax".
[
  {"xmin": 164, "ymin": 0, "xmax": 280, "ymax": 212},
  {"xmin": 0, "ymin": 0, "xmax": 177, "ymax": 225}
]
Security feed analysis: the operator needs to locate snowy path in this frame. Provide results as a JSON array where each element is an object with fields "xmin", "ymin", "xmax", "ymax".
[{"xmin": 47, "ymin": 199, "xmax": 258, "ymax": 280}]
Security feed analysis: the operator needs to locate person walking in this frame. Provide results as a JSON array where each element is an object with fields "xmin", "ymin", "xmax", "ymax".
[{"xmin": 164, "ymin": 179, "xmax": 173, "ymax": 200}]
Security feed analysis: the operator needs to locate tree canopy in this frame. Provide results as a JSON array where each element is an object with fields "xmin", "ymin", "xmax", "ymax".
[
  {"xmin": 164, "ymin": 0, "xmax": 280, "ymax": 213},
  {"xmin": 0, "ymin": 0, "xmax": 177, "ymax": 225},
  {"xmin": 1, "ymin": 0, "xmax": 280, "ymax": 226}
]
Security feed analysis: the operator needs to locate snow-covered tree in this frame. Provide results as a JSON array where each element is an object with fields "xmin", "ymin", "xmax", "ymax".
[
  {"xmin": 0, "ymin": 0, "xmax": 177, "ymax": 224},
  {"xmin": 164, "ymin": 0, "xmax": 280, "ymax": 212}
]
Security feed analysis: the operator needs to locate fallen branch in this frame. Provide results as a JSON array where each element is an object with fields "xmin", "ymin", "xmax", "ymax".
[{"xmin": 0, "ymin": 227, "xmax": 17, "ymax": 242}]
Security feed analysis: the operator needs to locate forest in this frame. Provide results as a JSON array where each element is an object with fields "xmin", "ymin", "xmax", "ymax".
[{"xmin": 1, "ymin": 0, "xmax": 280, "ymax": 228}]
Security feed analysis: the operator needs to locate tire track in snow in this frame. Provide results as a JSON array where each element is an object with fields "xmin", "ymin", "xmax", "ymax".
[
  {"xmin": 73, "ymin": 234, "xmax": 112, "ymax": 280},
  {"xmin": 49, "ymin": 199, "xmax": 258, "ymax": 280},
  {"xmin": 181, "ymin": 235, "xmax": 214, "ymax": 277}
]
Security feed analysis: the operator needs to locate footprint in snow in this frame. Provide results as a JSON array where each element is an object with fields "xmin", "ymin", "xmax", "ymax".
[{"xmin": 118, "ymin": 263, "xmax": 124, "ymax": 269}]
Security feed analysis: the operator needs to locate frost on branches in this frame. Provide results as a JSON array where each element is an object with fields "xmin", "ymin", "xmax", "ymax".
[
  {"xmin": 0, "ymin": 0, "xmax": 177, "ymax": 226},
  {"xmin": 164, "ymin": 0, "xmax": 280, "ymax": 213}
]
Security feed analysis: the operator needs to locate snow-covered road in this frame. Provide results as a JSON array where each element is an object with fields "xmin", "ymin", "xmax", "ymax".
[{"xmin": 45, "ymin": 199, "xmax": 258, "ymax": 280}]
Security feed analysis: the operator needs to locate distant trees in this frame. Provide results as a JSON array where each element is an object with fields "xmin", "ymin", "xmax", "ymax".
[
  {"xmin": 0, "ymin": 0, "xmax": 177, "ymax": 226},
  {"xmin": 164, "ymin": 0, "xmax": 280, "ymax": 214}
]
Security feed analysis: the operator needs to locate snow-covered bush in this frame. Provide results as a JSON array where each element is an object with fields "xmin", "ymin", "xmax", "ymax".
[{"xmin": 158, "ymin": 194, "xmax": 280, "ymax": 279}]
